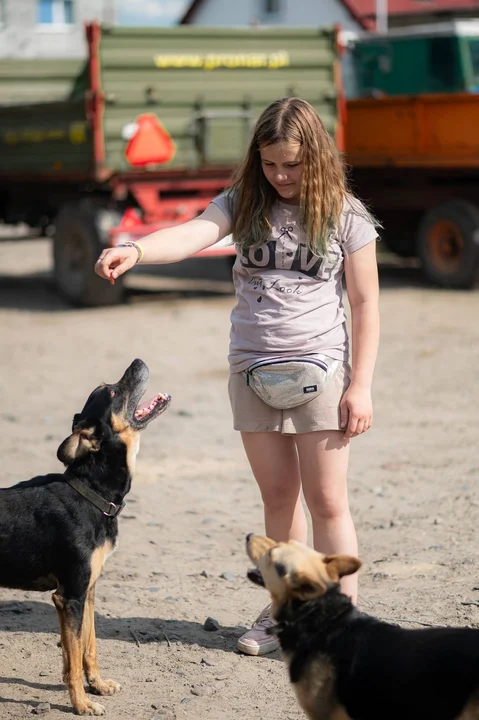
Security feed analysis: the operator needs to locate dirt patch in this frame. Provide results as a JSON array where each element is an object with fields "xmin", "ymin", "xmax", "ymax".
[{"xmin": 1, "ymin": 238, "xmax": 479, "ymax": 719}]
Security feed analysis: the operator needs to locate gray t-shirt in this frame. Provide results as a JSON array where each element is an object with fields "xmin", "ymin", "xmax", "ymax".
[{"xmin": 212, "ymin": 193, "xmax": 378, "ymax": 373}]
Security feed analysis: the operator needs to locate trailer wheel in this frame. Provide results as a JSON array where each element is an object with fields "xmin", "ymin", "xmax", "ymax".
[
  {"xmin": 417, "ymin": 200, "xmax": 479, "ymax": 289},
  {"xmin": 53, "ymin": 200, "xmax": 124, "ymax": 307}
]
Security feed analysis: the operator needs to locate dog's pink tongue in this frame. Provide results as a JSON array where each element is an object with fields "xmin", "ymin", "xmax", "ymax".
[{"xmin": 135, "ymin": 394, "xmax": 166, "ymax": 418}]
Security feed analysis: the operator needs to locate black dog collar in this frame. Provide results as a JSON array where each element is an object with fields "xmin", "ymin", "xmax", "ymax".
[{"xmin": 65, "ymin": 472, "xmax": 125, "ymax": 518}]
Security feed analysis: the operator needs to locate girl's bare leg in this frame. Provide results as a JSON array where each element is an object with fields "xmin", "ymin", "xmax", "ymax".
[{"xmin": 295, "ymin": 431, "xmax": 358, "ymax": 602}]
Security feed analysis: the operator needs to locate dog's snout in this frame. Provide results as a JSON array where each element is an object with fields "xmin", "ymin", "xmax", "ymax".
[
  {"xmin": 119, "ymin": 359, "xmax": 149, "ymax": 386},
  {"xmin": 246, "ymin": 533, "xmax": 254, "ymax": 543}
]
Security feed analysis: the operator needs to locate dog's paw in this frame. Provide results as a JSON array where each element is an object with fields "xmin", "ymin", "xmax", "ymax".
[
  {"xmin": 90, "ymin": 678, "xmax": 121, "ymax": 696},
  {"xmin": 75, "ymin": 700, "xmax": 105, "ymax": 715}
]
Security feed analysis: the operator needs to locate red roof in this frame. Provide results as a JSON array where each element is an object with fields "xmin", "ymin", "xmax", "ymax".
[
  {"xmin": 181, "ymin": 0, "xmax": 479, "ymax": 28},
  {"xmin": 344, "ymin": 0, "xmax": 479, "ymax": 27}
]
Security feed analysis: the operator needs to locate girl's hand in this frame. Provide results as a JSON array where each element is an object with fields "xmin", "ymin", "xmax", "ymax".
[
  {"xmin": 95, "ymin": 246, "xmax": 138, "ymax": 285},
  {"xmin": 339, "ymin": 383, "xmax": 373, "ymax": 439}
]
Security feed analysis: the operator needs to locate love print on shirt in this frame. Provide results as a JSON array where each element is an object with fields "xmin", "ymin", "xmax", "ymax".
[{"xmin": 239, "ymin": 239, "xmax": 341, "ymax": 281}]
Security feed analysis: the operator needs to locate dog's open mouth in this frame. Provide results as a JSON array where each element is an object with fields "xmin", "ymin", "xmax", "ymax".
[
  {"xmin": 131, "ymin": 391, "xmax": 171, "ymax": 428},
  {"xmin": 116, "ymin": 359, "xmax": 172, "ymax": 430}
]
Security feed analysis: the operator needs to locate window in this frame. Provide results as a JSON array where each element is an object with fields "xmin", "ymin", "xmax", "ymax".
[
  {"xmin": 468, "ymin": 39, "xmax": 479, "ymax": 79},
  {"xmin": 37, "ymin": 0, "xmax": 74, "ymax": 25},
  {"xmin": 428, "ymin": 37, "xmax": 457, "ymax": 91},
  {"xmin": 264, "ymin": 0, "xmax": 281, "ymax": 14}
]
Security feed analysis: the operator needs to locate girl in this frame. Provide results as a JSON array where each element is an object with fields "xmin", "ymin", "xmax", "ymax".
[{"xmin": 95, "ymin": 97, "xmax": 380, "ymax": 657}]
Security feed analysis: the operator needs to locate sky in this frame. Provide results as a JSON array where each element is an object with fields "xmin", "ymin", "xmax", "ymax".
[{"xmin": 115, "ymin": 0, "xmax": 191, "ymax": 26}]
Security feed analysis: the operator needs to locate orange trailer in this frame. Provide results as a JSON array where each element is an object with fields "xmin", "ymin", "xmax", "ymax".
[
  {"xmin": 346, "ymin": 93, "xmax": 479, "ymax": 169},
  {"xmin": 345, "ymin": 92, "xmax": 479, "ymax": 288}
]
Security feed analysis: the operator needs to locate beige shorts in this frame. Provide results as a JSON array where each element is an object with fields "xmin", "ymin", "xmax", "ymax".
[{"xmin": 228, "ymin": 362, "xmax": 351, "ymax": 434}]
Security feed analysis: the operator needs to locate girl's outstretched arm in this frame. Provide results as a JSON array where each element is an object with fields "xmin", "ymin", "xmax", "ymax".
[{"xmin": 95, "ymin": 203, "xmax": 232, "ymax": 284}]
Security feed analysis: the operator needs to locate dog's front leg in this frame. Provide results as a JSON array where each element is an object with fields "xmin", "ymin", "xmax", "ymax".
[
  {"xmin": 82, "ymin": 584, "xmax": 121, "ymax": 696},
  {"xmin": 53, "ymin": 592, "xmax": 105, "ymax": 716}
]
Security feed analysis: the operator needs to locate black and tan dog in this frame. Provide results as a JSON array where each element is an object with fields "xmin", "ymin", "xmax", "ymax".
[
  {"xmin": 246, "ymin": 534, "xmax": 479, "ymax": 720},
  {"xmin": 0, "ymin": 359, "xmax": 170, "ymax": 716}
]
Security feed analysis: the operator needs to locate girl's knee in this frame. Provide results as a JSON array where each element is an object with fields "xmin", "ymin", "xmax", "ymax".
[
  {"xmin": 261, "ymin": 488, "xmax": 300, "ymax": 513},
  {"xmin": 304, "ymin": 493, "xmax": 350, "ymax": 522}
]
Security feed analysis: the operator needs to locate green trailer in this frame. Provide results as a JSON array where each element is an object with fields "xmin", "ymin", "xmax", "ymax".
[
  {"xmin": 343, "ymin": 20, "xmax": 479, "ymax": 289},
  {"xmin": 349, "ymin": 19, "xmax": 479, "ymax": 98},
  {"xmin": 0, "ymin": 23, "xmax": 343, "ymax": 306}
]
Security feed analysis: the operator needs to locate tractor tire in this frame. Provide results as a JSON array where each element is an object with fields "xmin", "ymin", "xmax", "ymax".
[
  {"xmin": 53, "ymin": 200, "xmax": 124, "ymax": 306},
  {"xmin": 416, "ymin": 200, "xmax": 479, "ymax": 289}
]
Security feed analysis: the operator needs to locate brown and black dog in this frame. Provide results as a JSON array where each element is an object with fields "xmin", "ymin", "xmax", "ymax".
[
  {"xmin": 246, "ymin": 534, "xmax": 479, "ymax": 720},
  {"xmin": 0, "ymin": 359, "xmax": 170, "ymax": 715}
]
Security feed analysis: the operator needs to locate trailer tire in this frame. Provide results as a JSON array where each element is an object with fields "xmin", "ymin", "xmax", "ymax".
[
  {"xmin": 53, "ymin": 200, "xmax": 124, "ymax": 307},
  {"xmin": 417, "ymin": 200, "xmax": 479, "ymax": 289}
]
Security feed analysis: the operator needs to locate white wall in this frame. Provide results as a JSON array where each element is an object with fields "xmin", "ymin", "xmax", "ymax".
[
  {"xmin": 0, "ymin": 0, "xmax": 115, "ymax": 58},
  {"xmin": 186, "ymin": 0, "xmax": 362, "ymax": 31},
  {"xmin": 0, "ymin": 0, "xmax": 363, "ymax": 59}
]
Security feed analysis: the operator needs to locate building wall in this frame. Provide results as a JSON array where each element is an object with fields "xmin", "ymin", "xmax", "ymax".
[
  {"xmin": 184, "ymin": 0, "xmax": 363, "ymax": 31},
  {"xmin": 0, "ymin": 0, "xmax": 363, "ymax": 59},
  {"xmin": 0, "ymin": 0, "xmax": 115, "ymax": 58}
]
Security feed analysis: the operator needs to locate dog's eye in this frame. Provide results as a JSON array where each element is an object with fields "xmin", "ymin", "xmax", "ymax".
[{"xmin": 274, "ymin": 562, "xmax": 287, "ymax": 578}]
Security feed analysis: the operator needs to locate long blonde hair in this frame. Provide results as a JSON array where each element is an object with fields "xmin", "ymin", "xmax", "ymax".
[{"xmin": 229, "ymin": 97, "xmax": 371, "ymax": 256}]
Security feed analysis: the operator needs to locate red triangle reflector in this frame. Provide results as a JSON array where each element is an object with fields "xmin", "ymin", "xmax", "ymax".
[{"xmin": 124, "ymin": 114, "xmax": 176, "ymax": 167}]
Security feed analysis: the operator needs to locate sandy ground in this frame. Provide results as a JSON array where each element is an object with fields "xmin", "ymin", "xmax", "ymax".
[{"xmin": 1, "ymin": 235, "xmax": 479, "ymax": 719}]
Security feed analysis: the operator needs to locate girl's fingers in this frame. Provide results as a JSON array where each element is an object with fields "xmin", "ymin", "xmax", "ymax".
[{"xmin": 344, "ymin": 414, "xmax": 359, "ymax": 439}]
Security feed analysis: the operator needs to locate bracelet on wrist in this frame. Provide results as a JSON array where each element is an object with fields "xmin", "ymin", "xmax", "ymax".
[{"xmin": 115, "ymin": 241, "xmax": 144, "ymax": 264}]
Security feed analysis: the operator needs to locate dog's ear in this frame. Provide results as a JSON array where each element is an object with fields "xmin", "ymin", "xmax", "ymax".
[
  {"xmin": 323, "ymin": 555, "xmax": 362, "ymax": 582},
  {"xmin": 57, "ymin": 426, "xmax": 101, "ymax": 465}
]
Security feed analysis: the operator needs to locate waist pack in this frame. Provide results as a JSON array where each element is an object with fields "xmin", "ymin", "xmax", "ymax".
[{"xmin": 243, "ymin": 355, "xmax": 341, "ymax": 410}]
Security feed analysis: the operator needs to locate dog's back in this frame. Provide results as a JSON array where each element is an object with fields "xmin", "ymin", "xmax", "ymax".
[
  {"xmin": 0, "ymin": 474, "xmax": 115, "ymax": 592},
  {"xmin": 276, "ymin": 594, "xmax": 479, "ymax": 720},
  {"xmin": 330, "ymin": 613, "xmax": 479, "ymax": 720}
]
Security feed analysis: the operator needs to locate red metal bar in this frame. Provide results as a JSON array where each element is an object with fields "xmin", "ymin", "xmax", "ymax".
[
  {"xmin": 85, "ymin": 22, "xmax": 106, "ymax": 179},
  {"xmin": 127, "ymin": 180, "xmax": 226, "ymax": 223},
  {"xmin": 109, "ymin": 178, "xmax": 236, "ymax": 257},
  {"xmin": 110, "ymin": 172, "xmax": 233, "ymax": 189},
  {"xmin": 115, "ymin": 175, "xmax": 228, "ymax": 215}
]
